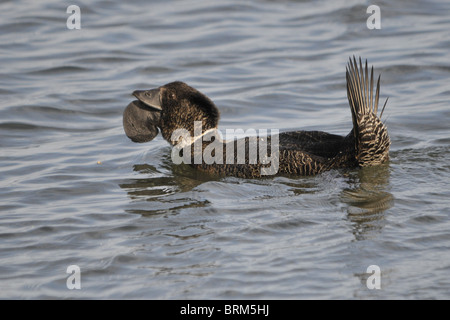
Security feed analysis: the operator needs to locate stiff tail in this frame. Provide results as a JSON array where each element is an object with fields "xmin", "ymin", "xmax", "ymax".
[{"xmin": 346, "ymin": 57, "xmax": 390, "ymax": 166}]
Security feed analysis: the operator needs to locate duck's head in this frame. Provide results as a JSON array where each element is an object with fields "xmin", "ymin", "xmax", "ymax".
[{"xmin": 123, "ymin": 81, "xmax": 220, "ymax": 145}]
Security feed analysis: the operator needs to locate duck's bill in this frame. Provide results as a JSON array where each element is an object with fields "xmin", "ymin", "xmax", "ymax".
[
  {"xmin": 123, "ymin": 100, "xmax": 160, "ymax": 143},
  {"xmin": 132, "ymin": 88, "xmax": 162, "ymax": 111}
]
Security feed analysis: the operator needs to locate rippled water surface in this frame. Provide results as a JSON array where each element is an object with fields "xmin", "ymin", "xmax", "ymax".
[{"xmin": 1, "ymin": 0, "xmax": 449, "ymax": 299}]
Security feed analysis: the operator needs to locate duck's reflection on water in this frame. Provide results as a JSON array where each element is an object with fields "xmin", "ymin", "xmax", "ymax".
[
  {"xmin": 341, "ymin": 164, "xmax": 394, "ymax": 240},
  {"xmin": 119, "ymin": 155, "xmax": 218, "ymax": 216},
  {"xmin": 120, "ymin": 150, "xmax": 394, "ymax": 233}
]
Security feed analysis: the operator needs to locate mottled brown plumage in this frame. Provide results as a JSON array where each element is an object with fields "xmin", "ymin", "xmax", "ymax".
[
  {"xmin": 123, "ymin": 57, "xmax": 390, "ymax": 178},
  {"xmin": 346, "ymin": 57, "xmax": 390, "ymax": 167}
]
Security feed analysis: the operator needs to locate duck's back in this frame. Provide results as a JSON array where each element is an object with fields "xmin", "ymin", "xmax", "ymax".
[
  {"xmin": 279, "ymin": 131, "xmax": 349, "ymax": 158},
  {"xmin": 189, "ymin": 131, "xmax": 354, "ymax": 178}
]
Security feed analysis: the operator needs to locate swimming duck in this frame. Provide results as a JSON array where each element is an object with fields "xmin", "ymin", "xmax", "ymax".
[{"xmin": 123, "ymin": 57, "xmax": 390, "ymax": 178}]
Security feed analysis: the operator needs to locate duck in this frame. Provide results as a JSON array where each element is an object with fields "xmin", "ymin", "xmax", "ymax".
[{"xmin": 123, "ymin": 57, "xmax": 390, "ymax": 178}]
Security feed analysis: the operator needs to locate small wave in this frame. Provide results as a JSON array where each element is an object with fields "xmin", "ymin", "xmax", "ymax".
[
  {"xmin": 27, "ymin": 66, "xmax": 90, "ymax": 75},
  {"xmin": 0, "ymin": 121, "xmax": 110, "ymax": 132},
  {"xmin": 0, "ymin": 122, "xmax": 43, "ymax": 130}
]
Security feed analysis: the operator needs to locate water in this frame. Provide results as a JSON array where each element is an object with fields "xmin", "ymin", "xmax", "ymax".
[{"xmin": 1, "ymin": 0, "xmax": 449, "ymax": 299}]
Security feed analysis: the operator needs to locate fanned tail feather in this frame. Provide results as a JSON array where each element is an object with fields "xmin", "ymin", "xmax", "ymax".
[{"xmin": 346, "ymin": 56, "xmax": 390, "ymax": 166}]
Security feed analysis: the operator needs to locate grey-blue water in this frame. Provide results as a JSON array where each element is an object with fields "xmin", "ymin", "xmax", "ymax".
[{"xmin": 1, "ymin": 0, "xmax": 449, "ymax": 299}]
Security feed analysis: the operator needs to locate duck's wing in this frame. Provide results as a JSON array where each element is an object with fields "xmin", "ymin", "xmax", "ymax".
[{"xmin": 279, "ymin": 131, "xmax": 347, "ymax": 159}]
